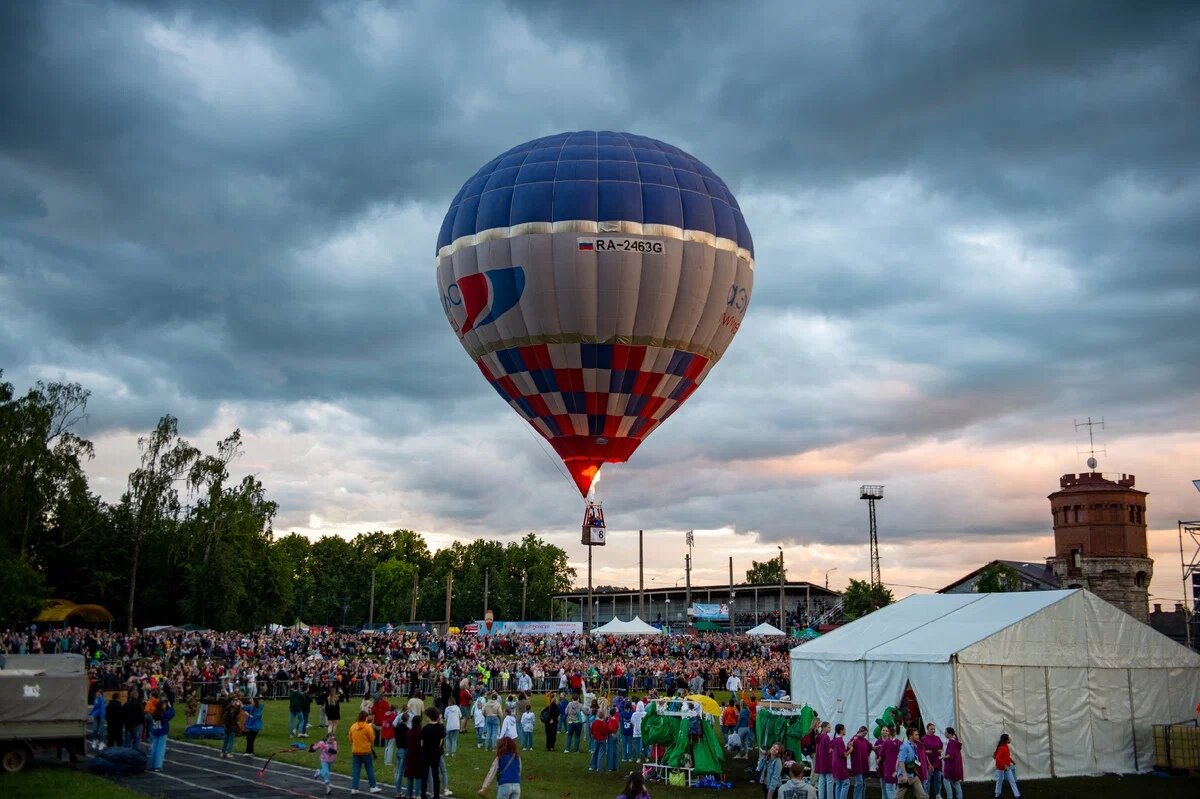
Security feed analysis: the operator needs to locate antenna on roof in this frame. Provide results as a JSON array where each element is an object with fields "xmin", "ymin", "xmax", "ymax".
[{"xmin": 1074, "ymin": 416, "xmax": 1105, "ymax": 472}]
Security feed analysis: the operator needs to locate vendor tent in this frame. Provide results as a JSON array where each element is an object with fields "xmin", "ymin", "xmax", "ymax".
[
  {"xmin": 789, "ymin": 589, "xmax": 1200, "ymax": 780},
  {"xmin": 747, "ymin": 622, "xmax": 786, "ymax": 636},
  {"xmin": 591, "ymin": 616, "xmax": 662, "ymax": 636}
]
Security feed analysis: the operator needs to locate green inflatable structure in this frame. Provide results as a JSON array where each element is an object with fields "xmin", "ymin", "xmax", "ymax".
[{"xmin": 639, "ymin": 703, "xmax": 726, "ymax": 775}]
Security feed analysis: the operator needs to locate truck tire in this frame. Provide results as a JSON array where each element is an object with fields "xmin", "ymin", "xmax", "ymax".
[{"xmin": 2, "ymin": 743, "xmax": 31, "ymax": 773}]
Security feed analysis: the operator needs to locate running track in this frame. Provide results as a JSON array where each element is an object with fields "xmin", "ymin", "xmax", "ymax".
[{"xmin": 104, "ymin": 739, "xmax": 383, "ymax": 798}]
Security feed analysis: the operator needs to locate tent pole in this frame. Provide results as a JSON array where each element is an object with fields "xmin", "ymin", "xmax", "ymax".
[
  {"xmin": 1126, "ymin": 669, "xmax": 1138, "ymax": 769},
  {"xmin": 1044, "ymin": 667, "xmax": 1056, "ymax": 778}
]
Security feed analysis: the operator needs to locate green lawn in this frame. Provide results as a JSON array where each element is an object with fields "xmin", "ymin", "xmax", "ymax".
[
  {"xmin": 1, "ymin": 763, "xmax": 145, "ymax": 799},
  {"xmin": 163, "ymin": 696, "xmax": 1198, "ymax": 799}
]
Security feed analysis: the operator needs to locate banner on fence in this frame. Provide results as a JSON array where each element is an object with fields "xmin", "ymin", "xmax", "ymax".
[
  {"xmin": 474, "ymin": 620, "xmax": 583, "ymax": 636},
  {"xmin": 689, "ymin": 603, "xmax": 729, "ymax": 620}
]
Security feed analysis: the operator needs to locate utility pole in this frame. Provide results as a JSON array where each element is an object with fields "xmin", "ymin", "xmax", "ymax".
[
  {"xmin": 521, "ymin": 572, "xmax": 528, "ymax": 621},
  {"xmin": 368, "ymin": 567, "xmax": 376, "ymax": 628},
  {"xmin": 685, "ymin": 530, "xmax": 694, "ymax": 630},
  {"xmin": 587, "ymin": 545, "xmax": 593, "ymax": 633},
  {"xmin": 444, "ymin": 571, "xmax": 453, "ymax": 630},
  {"xmin": 638, "ymin": 530, "xmax": 645, "ymax": 619},
  {"xmin": 728, "ymin": 556, "xmax": 735, "ymax": 633},
  {"xmin": 409, "ymin": 570, "xmax": 418, "ymax": 623},
  {"xmin": 483, "ymin": 568, "xmax": 489, "ymax": 619},
  {"xmin": 778, "ymin": 546, "xmax": 785, "ymax": 630}
]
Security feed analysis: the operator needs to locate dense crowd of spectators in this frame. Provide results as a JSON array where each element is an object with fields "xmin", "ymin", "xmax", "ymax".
[{"xmin": 4, "ymin": 625, "xmax": 794, "ymax": 706}]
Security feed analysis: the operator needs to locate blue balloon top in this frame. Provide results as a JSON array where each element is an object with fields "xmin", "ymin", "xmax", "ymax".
[{"xmin": 437, "ymin": 131, "xmax": 752, "ymax": 257}]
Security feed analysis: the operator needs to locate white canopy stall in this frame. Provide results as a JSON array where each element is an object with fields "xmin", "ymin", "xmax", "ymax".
[
  {"xmin": 591, "ymin": 616, "xmax": 662, "ymax": 636},
  {"xmin": 746, "ymin": 622, "xmax": 787, "ymax": 636},
  {"xmin": 789, "ymin": 589, "xmax": 1200, "ymax": 779}
]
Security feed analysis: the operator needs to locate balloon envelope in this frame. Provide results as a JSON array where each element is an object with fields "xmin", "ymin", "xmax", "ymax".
[{"xmin": 436, "ymin": 131, "xmax": 754, "ymax": 495}]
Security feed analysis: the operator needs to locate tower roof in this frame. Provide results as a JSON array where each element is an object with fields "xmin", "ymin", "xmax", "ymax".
[{"xmin": 1049, "ymin": 472, "xmax": 1146, "ymax": 499}]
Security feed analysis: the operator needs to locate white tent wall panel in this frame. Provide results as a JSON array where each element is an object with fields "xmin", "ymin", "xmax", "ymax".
[
  {"xmin": 956, "ymin": 665, "xmax": 1054, "ymax": 781},
  {"xmin": 1088, "ymin": 668, "xmax": 1136, "ymax": 774},
  {"xmin": 1129, "ymin": 668, "xmax": 1168, "ymax": 772},
  {"xmin": 1048, "ymin": 667, "xmax": 1093, "ymax": 777}
]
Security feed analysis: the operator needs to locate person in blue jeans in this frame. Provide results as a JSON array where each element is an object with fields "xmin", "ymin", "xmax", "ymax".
[
  {"xmin": 619, "ymin": 705, "xmax": 634, "ymax": 761},
  {"xmin": 606, "ymin": 713, "xmax": 620, "ymax": 771},
  {"xmin": 147, "ymin": 701, "xmax": 175, "ymax": 771},
  {"xmin": 479, "ymin": 737, "xmax": 522, "ymax": 798},
  {"xmin": 589, "ymin": 711, "xmax": 610, "ymax": 771},
  {"xmin": 484, "ymin": 693, "xmax": 501, "ymax": 751}
]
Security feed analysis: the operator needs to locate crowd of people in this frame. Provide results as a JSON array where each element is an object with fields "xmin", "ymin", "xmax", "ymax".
[{"xmin": 5, "ymin": 625, "xmax": 1023, "ymax": 798}]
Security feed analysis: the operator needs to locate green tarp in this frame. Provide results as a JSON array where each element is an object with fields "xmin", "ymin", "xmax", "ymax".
[
  {"xmin": 755, "ymin": 704, "xmax": 815, "ymax": 757},
  {"xmin": 639, "ymin": 703, "xmax": 726, "ymax": 775}
]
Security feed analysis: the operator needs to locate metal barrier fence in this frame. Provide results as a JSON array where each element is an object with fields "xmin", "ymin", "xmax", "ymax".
[{"xmin": 189, "ymin": 671, "xmax": 786, "ymax": 703}]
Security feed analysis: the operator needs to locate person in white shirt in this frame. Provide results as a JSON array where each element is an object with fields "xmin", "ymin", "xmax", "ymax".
[
  {"xmin": 519, "ymin": 709, "xmax": 535, "ymax": 749},
  {"xmin": 631, "ymin": 705, "xmax": 647, "ymax": 760},
  {"xmin": 726, "ymin": 673, "xmax": 742, "ymax": 693},
  {"xmin": 472, "ymin": 696, "xmax": 486, "ymax": 748},
  {"xmin": 500, "ymin": 710, "xmax": 519, "ymax": 741},
  {"xmin": 443, "ymin": 703, "xmax": 461, "ymax": 756}
]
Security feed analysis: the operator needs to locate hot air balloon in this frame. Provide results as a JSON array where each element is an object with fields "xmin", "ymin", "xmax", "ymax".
[{"xmin": 436, "ymin": 131, "xmax": 753, "ymax": 496}]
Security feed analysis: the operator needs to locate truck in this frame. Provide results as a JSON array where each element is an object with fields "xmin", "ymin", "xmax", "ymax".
[{"xmin": 0, "ymin": 653, "xmax": 88, "ymax": 772}]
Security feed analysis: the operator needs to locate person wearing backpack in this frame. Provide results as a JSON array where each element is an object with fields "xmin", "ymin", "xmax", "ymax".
[
  {"xmin": 540, "ymin": 697, "xmax": 559, "ymax": 751},
  {"xmin": 478, "ymin": 736, "xmax": 521, "ymax": 798},
  {"xmin": 619, "ymin": 703, "xmax": 635, "ymax": 761}
]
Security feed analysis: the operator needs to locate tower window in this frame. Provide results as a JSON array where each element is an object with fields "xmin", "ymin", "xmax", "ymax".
[
  {"xmin": 1073, "ymin": 506, "xmax": 1080, "ymax": 523},
  {"xmin": 1135, "ymin": 572, "xmax": 1148, "ymax": 589},
  {"xmin": 1071, "ymin": 548, "xmax": 1081, "ymax": 568}
]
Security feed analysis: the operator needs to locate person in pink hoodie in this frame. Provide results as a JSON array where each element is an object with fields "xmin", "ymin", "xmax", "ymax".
[
  {"xmin": 848, "ymin": 726, "xmax": 872, "ymax": 799},
  {"xmin": 310, "ymin": 732, "xmax": 338, "ymax": 796},
  {"xmin": 813, "ymin": 721, "xmax": 832, "ymax": 799},
  {"xmin": 874, "ymin": 726, "xmax": 901, "ymax": 799},
  {"xmin": 829, "ymin": 724, "xmax": 850, "ymax": 799},
  {"xmin": 942, "ymin": 726, "xmax": 964, "ymax": 799},
  {"xmin": 921, "ymin": 723, "xmax": 944, "ymax": 797}
]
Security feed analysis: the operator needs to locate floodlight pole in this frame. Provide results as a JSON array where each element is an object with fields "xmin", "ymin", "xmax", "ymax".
[{"xmin": 860, "ymin": 485, "xmax": 885, "ymax": 587}]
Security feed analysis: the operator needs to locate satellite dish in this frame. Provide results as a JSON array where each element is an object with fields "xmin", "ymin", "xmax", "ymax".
[{"xmin": 1087, "ymin": 457, "xmax": 1098, "ymax": 470}]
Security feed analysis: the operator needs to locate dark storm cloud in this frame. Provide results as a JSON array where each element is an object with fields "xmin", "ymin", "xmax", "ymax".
[{"xmin": 0, "ymin": 0, "xmax": 1197, "ymax": 549}]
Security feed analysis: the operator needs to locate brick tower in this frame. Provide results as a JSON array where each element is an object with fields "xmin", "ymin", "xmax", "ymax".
[{"xmin": 1047, "ymin": 472, "xmax": 1152, "ymax": 623}]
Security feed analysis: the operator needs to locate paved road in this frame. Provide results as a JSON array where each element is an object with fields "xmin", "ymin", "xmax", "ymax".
[{"xmin": 104, "ymin": 739, "xmax": 386, "ymax": 798}]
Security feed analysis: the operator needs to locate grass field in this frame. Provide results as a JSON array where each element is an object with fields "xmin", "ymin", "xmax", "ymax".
[
  {"xmin": 2, "ymin": 762, "xmax": 144, "ymax": 799},
  {"xmin": 153, "ymin": 696, "xmax": 1197, "ymax": 799}
]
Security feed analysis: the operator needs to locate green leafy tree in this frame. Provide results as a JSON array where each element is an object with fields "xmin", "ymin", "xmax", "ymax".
[
  {"xmin": 975, "ymin": 562, "xmax": 1023, "ymax": 593},
  {"xmin": 746, "ymin": 558, "xmax": 785, "ymax": 585},
  {"xmin": 0, "ymin": 376, "xmax": 94, "ymax": 558},
  {"xmin": 843, "ymin": 578, "xmax": 894, "ymax": 621},
  {"xmin": 120, "ymin": 415, "xmax": 200, "ymax": 631},
  {"xmin": 0, "ymin": 549, "xmax": 47, "ymax": 625}
]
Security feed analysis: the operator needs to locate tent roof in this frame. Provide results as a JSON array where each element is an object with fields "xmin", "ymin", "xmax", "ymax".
[
  {"xmin": 592, "ymin": 616, "xmax": 662, "ymax": 635},
  {"xmin": 747, "ymin": 622, "xmax": 786, "ymax": 636},
  {"xmin": 790, "ymin": 589, "xmax": 1200, "ymax": 667}
]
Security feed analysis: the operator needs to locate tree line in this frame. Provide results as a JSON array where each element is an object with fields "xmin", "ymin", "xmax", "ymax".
[{"xmin": 0, "ymin": 372, "xmax": 575, "ymax": 632}]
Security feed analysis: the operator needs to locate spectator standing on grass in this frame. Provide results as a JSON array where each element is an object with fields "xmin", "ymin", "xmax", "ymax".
[
  {"xmin": 244, "ymin": 697, "xmax": 263, "ymax": 756},
  {"xmin": 90, "ymin": 690, "xmax": 106, "ymax": 743},
  {"xmin": 566, "ymin": 694, "xmax": 583, "ymax": 753},
  {"xmin": 631, "ymin": 701, "xmax": 646, "ymax": 759},
  {"xmin": 894, "ymin": 728, "xmax": 927, "ymax": 799},
  {"xmin": 848, "ymin": 726, "xmax": 871, "ymax": 799},
  {"xmin": 922, "ymin": 724, "xmax": 944, "ymax": 798},
  {"xmin": 829, "ymin": 724, "xmax": 849, "ymax": 799},
  {"xmin": 300, "ymin": 685, "xmax": 313, "ymax": 736},
  {"xmin": 778, "ymin": 759, "xmax": 817, "ymax": 799},
  {"xmin": 404, "ymin": 712, "xmax": 425, "ymax": 798},
  {"xmin": 542, "ymin": 695, "xmax": 559, "ymax": 751},
  {"xmin": 500, "ymin": 705, "xmax": 519, "ymax": 741},
  {"xmin": 392, "ymin": 712, "xmax": 409, "ymax": 795},
  {"xmin": 943, "ymin": 727, "xmax": 964, "ymax": 799},
  {"xmin": 445, "ymin": 700, "xmax": 462, "ymax": 756},
  {"xmin": 422, "ymin": 706, "xmax": 448, "ymax": 799},
  {"xmin": 382, "ymin": 703, "xmax": 398, "ymax": 767},
  {"xmin": 105, "ymin": 695, "xmax": 124, "ymax": 749},
  {"xmin": 326, "ymin": 686, "xmax": 342, "ymax": 734},
  {"xmin": 520, "ymin": 705, "xmax": 535, "ymax": 750},
  {"xmin": 762, "ymin": 743, "xmax": 784, "ymax": 799},
  {"xmin": 349, "ymin": 710, "xmax": 382, "ymax": 794},
  {"xmin": 473, "ymin": 694, "xmax": 487, "ymax": 748},
  {"xmin": 589, "ymin": 709, "xmax": 610, "ymax": 772},
  {"xmin": 874, "ymin": 727, "xmax": 900, "ymax": 799},
  {"xmin": 147, "ymin": 699, "xmax": 175, "ymax": 771},
  {"xmin": 484, "ymin": 692, "xmax": 502, "ymax": 751},
  {"xmin": 124, "ymin": 689, "xmax": 144, "ymax": 752},
  {"xmin": 478, "ymin": 736, "xmax": 521, "ymax": 799},
  {"xmin": 607, "ymin": 708, "xmax": 620, "ymax": 771},
  {"xmin": 993, "ymin": 734, "xmax": 1020, "ymax": 798},
  {"xmin": 290, "ymin": 684, "xmax": 306, "ymax": 737}
]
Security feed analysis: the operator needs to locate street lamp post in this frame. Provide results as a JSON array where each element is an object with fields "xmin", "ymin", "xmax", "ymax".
[
  {"xmin": 825, "ymin": 567, "xmax": 838, "ymax": 590},
  {"xmin": 521, "ymin": 572, "xmax": 528, "ymax": 621}
]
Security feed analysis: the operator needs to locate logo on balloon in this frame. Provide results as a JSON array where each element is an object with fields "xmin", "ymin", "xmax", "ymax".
[{"xmin": 446, "ymin": 266, "xmax": 526, "ymax": 334}]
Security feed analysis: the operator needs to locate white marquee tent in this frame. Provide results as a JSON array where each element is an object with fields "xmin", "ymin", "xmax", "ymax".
[
  {"xmin": 789, "ymin": 589, "xmax": 1200, "ymax": 779},
  {"xmin": 591, "ymin": 616, "xmax": 662, "ymax": 636},
  {"xmin": 747, "ymin": 622, "xmax": 787, "ymax": 636}
]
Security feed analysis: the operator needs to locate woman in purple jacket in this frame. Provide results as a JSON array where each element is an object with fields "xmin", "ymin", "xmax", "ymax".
[{"xmin": 942, "ymin": 726, "xmax": 964, "ymax": 799}]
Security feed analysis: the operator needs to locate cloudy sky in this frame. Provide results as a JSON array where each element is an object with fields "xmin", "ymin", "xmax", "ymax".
[{"xmin": 3, "ymin": 1, "xmax": 1198, "ymax": 603}]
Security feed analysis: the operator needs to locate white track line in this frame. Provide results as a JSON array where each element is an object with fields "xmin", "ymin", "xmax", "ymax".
[
  {"xmin": 163, "ymin": 756, "xmax": 329, "ymax": 799},
  {"xmin": 137, "ymin": 769, "xmax": 243, "ymax": 799},
  {"xmin": 171, "ymin": 739, "xmax": 352, "ymax": 783}
]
